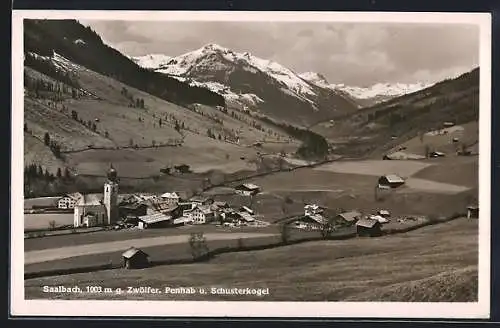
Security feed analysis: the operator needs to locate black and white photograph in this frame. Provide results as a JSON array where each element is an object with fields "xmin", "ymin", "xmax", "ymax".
[{"xmin": 11, "ymin": 10, "xmax": 491, "ymax": 318}]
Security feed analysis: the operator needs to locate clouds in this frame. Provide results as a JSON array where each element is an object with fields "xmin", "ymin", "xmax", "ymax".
[{"xmin": 80, "ymin": 20, "xmax": 479, "ymax": 86}]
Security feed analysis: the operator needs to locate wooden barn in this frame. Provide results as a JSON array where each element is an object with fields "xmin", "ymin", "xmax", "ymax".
[
  {"xmin": 356, "ymin": 218, "xmax": 382, "ymax": 237},
  {"xmin": 336, "ymin": 210, "xmax": 362, "ymax": 225},
  {"xmin": 122, "ymin": 247, "xmax": 150, "ymax": 269},
  {"xmin": 378, "ymin": 174, "xmax": 405, "ymax": 188}
]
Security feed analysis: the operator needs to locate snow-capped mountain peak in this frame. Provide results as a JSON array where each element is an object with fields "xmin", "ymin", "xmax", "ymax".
[
  {"xmin": 333, "ymin": 82, "xmax": 432, "ymax": 100},
  {"xmin": 299, "ymin": 72, "xmax": 330, "ymax": 88},
  {"xmin": 131, "ymin": 54, "xmax": 172, "ymax": 70},
  {"xmin": 134, "ymin": 43, "xmax": 319, "ymax": 101},
  {"xmin": 300, "ymin": 71, "xmax": 431, "ymax": 103}
]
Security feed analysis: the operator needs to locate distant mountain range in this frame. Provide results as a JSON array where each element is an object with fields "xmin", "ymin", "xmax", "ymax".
[
  {"xmin": 132, "ymin": 47, "xmax": 432, "ymax": 111},
  {"xmin": 298, "ymin": 71, "xmax": 432, "ymax": 106}
]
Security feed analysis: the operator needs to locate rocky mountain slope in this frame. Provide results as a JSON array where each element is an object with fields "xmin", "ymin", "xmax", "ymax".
[{"xmin": 132, "ymin": 44, "xmax": 359, "ymax": 127}]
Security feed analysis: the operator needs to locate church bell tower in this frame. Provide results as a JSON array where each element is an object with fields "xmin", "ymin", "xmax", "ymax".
[{"xmin": 103, "ymin": 164, "xmax": 119, "ymax": 225}]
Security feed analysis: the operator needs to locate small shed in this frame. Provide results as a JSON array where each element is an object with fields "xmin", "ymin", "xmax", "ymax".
[
  {"xmin": 467, "ymin": 206, "xmax": 479, "ymax": 219},
  {"xmin": 378, "ymin": 174, "xmax": 405, "ymax": 188},
  {"xmin": 122, "ymin": 247, "xmax": 150, "ymax": 269},
  {"xmin": 235, "ymin": 183, "xmax": 261, "ymax": 196},
  {"xmin": 356, "ymin": 218, "xmax": 382, "ymax": 237}
]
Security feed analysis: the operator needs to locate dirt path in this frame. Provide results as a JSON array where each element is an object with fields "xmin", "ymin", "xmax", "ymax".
[{"xmin": 24, "ymin": 232, "xmax": 277, "ymax": 265}]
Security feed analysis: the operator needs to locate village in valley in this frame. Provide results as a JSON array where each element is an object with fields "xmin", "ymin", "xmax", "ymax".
[{"xmin": 21, "ymin": 18, "xmax": 481, "ymax": 303}]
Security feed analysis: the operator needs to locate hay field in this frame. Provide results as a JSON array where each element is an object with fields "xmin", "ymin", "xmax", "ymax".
[
  {"xmin": 25, "ymin": 218, "xmax": 478, "ymax": 301},
  {"xmin": 64, "ymin": 133, "xmax": 260, "ymax": 177},
  {"xmin": 412, "ymin": 156, "xmax": 478, "ymax": 188},
  {"xmin": 24, "ymin": 213, "xmax": 73, "ymax": 231},
  {"xmin": 25, "ymin": 232, "xmax": 276, "ymax": 265},
  {"xmin": 313, "ymin": 160, "xmax": 432, "ymax": 178}
]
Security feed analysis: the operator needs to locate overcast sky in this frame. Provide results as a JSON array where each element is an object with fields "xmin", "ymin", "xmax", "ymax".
[{"xmin": 80, "ymin": 20, "xmax": 479, "ymax": 86}]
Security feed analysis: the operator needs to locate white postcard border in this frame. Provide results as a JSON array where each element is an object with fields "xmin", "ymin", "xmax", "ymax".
[{"xmin": 11, "ymin": 10, "xmax": 492, "ymax": 319}]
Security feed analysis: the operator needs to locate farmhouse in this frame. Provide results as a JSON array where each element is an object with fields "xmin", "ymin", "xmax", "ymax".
[
  {"xmin": 467, "ymin": 205, "xmax": 479, "ymax": 219},
  {"xmin": 137, "ymin": 212, "xmax": 172, "ymax": 229},
  {"xmin": 356, "ymin": 218, "xmax": 382, "ymax": 237},
  {"xmin": 378, "ymin": 174, "xmax": 405, "ymax": 188},
  {"xmin": 183, "ymin": 204, "xmax": 215, "ymax": 224},
  {"xmin": 235, "ymin": 183, "xmax": 261, "ymax": 196},
  {"xmin": 443, "ymin": 122, "xmax": 455, "ymax": 127},
  {"xmin": 294, "ymin": 214, "xmax": 326, "ymax": 230},
  {"xmin": 160, "ymin": 192, "xmax": 180, "ymax": 206},
  {"xmin": 122, "ymin": 247, "xmax": 150, "ymax": 269},
  {"xmin": 304, "ymin": 204, "xmax": 324, "ymax": 216},
  {"xmin": 336, "ymin": 211, "xmax": 362, "ymax": 225},
  {"xmin": 57, "ymin": 192, "xmax": 83, "ymax": 209}
]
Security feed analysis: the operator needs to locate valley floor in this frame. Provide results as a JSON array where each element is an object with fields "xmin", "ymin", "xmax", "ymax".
[{"xmin": 25, "ymin": 218, "xmax": 478, "ymax": 302}]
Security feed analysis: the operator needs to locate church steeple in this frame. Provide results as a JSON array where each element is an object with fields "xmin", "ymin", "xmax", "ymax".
[
  {"xmin": 104, "ymin": 164, "xmax": 119, "ymax": 225},
  {"xmin": 107, "ymin": 163, "xmax": 118, "ymax": 182}
]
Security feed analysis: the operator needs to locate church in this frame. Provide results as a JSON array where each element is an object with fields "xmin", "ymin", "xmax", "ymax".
[{"xmin": 73, "ymin": 165, "xmax": 120, "ymax": 228}]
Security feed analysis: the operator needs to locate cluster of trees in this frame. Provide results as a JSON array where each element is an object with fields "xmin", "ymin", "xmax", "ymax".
[
  {"xmin": 206, "ymin": 128, "xmax": 222, "ymax": 140},
  {"xmin": 24, "ymin": 163, "xmax": 71, "ymax": 182},
  {"xmin": 43, "ymin": 132, "xmax": 62, "ymax": 158},
  {"xmin": 24, "ymin": 19, "xmax": 225, "ymax": 109},
  {"xmin": 121, "ymin": 87, "xmax": 145, "ymax": 108},
  {"xmin": 24, "ymin": 73, "xmax": 81, "ymax": 101}
]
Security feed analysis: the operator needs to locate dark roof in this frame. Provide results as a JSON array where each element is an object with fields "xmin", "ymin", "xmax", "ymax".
[
  {"xmin": 467, "ymin": 205, "xmax": 479, "ymax": 210},
  {"xmin": 337, "ymin": 211, "xmax": 362, "ymax": 222},
  {"xmin": 356, "ymin": 218, "xmax": 380, "ymax": 228},
  {"xmin": 381, "ymin": 174, "xmax": 405, "ymax": 184},
  {"xmin": 138, "ymin": 212, "xmax": 172, "ymax": 224},
  {"xmin": 235, "ymin": 183, "xmax": 260, "ymax": 190},
  {"xmin": 122, "ymin": 247, "xmax": 149, "ymax": 259}
]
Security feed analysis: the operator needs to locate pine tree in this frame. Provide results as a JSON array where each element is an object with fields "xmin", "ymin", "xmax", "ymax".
[
  {"xmin": 37, "ymin": 165, "xmax": 43, "ymax": 177},
  {"xmin": 44, "ymin": 132, "xmax": 50, "ymax": 146},
  {"xmin": 24, "ymin": 123, "xmax": 28, "ymax": 132},
  {"xmin": 159, "ymin": 118, "xmax": 162, "ymax": 127},
  {"xmin": 56, "ymin": 167, "xmax": 62, "ymax": 178},
  {"xmin": 64, "ymin": 167, "xmax": 70, "ymax": 180}
]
